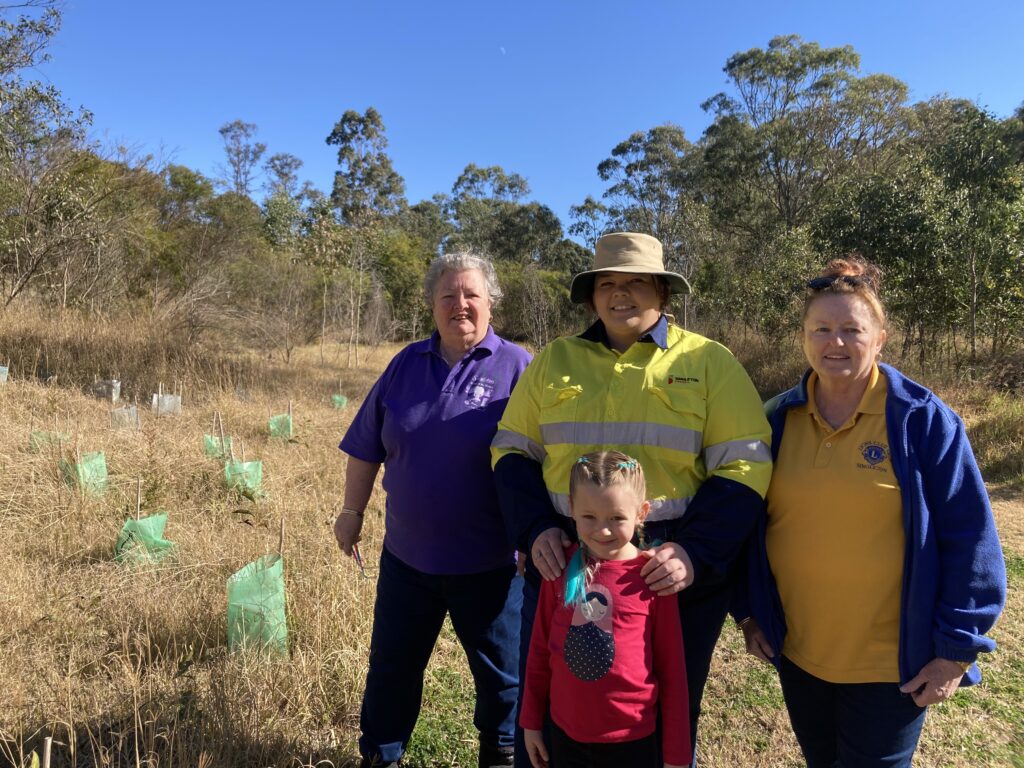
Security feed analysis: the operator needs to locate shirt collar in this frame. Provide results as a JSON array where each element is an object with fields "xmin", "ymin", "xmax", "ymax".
[
  {"xmin": 806, "ymin": 364, "xmax": 887, "ymax": 423},
  {"xmin": 578, "ymin": 314, "xmax": 669, "ymax": 350},
  {"xmin": 424, "ymin": 326, "xmax": 497, "ymax": 359}
]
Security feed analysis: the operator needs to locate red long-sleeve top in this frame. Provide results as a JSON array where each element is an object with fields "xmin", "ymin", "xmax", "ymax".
[{"xmin": 520, "ymin": 549, "xmax": 691, "ymax": 765}]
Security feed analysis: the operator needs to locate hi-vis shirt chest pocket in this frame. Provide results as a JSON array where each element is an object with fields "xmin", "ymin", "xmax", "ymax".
[
  {"xmin": 648, "ymin": 382, "xmax": 706, "ymax": 428},
  {"xmin": 539, "ymin": 383, "xmax": 582, "ymax": 443}
]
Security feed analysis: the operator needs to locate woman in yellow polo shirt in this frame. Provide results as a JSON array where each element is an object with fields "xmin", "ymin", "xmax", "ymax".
[{"xmin": 738, "ymin": 257, "xmax": 1006, "ymax": 768}]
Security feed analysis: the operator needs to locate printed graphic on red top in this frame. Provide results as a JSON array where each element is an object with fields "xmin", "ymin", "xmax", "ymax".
[{"xmin": 564, "ymin": 583, "xmax": 615, "ymax": 681}]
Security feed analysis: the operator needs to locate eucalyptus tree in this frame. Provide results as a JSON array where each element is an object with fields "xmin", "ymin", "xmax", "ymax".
[
  {"xmin": 218, "ymin": 120, "xmax": 266, "ymax": 197},
  {"xmin": 325, "ymin": 107, "xmax": 406, "ymax": 225},
  {"xmin": 700, "ymin": 35, "xmax": 910, "ymax": 235}
]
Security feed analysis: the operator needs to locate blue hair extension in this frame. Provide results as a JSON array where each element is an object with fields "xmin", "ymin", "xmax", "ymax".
[{"xmin": 563, "ymin": 546, "xmax": 588, "ymax": 607}]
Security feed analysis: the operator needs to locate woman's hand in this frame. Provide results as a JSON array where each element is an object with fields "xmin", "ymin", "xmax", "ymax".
[
  {"xmin": 531, "ymin": 527, "xmax": 571, "ymax": 581},
  {"xmin": 524, "ymin": 728, "xmax": 548, "ymax": 768},
  {"xmin": 333, "ymin": 512, "xmax": 363, "ymax": 557},
  {"xmin": 639, "ymin": 542, "xmax": 695, "ymax": 596},
  {"xmin": 739, "ymin": 618, "xmax": 775, "ymax": 663},
  {"xmin": 899, "ymin": 657, "xmax": 969, "ymax": 707}
]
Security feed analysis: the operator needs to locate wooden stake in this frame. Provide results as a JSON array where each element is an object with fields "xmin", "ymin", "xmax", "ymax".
[
  {"xmin": 278, "ymin": 512, "xmax": 286, "ymax": 557},
  {"xmin": 136, "ymin": 476, "xmax": 142, "ymax": 519},
  {"xmin": 217, "ymin": 412, "xmax": 227, "ymax": 457},
  {"xmin": 240, "ymin": 441, "xmax": 245, "ymax": 463}
]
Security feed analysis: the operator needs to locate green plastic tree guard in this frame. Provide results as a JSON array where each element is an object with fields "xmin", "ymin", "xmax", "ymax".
[
  {"xmin": 226, "ymin": 554, "xmax": 288, "ymax": 654},
  {"xmin": 114, "ymin": 512, "xmax": 176, "ymax": 564},
  {"xmin": 203, "ymin": 434, "xmax": 233, "ymax": 459},
  {"xmin": 268, "ymin": 413, "xmax": 293, "ymax": 439},
  {"xmin": 59, "ymin": 451, "xmax": 108, "ymax": 496},
  {"xmin": 224, "ymin": 459, "xmax": 264, "ymax": 499}
]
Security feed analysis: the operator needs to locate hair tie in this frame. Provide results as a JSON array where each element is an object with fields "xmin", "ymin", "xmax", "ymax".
[
  {"xmin": 617, "ymin": 460, "xmax": 637, "ymax": 470},
  {"xmin": 576, "ymin": 456, "xmax": 590, "ymax": 464}
]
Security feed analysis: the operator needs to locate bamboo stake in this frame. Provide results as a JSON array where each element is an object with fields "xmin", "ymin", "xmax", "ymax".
[
  {"xmin": 278, "ymin": 512, "xmax": 286, "ymax": 557},
  {"xmin": 288, "ymin": 400, "xmax": 293, "ymax": 437},
  {"xmin": 217, "ymin": 412, "xmax": 227, "ymax": 456},
  {"xmin": 136, "ymin": 476, "xmax": 142, "ymax": 519},
  {"xmin": 42, "ymin": 736, "xmax": 52, "ymax": 768}
]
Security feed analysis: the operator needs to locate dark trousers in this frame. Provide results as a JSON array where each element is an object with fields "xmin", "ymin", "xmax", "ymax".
[
  {"xmin": 675, "ymin": 578, "xmax": 733, "ymax": 762},
  {"xmin": 778, "ymin": 655, "xmax": 927, "ymax": 768},
  {"xmin": 514, "ymin": 576, "xmax": 543, "ymax": 767},
  {"xmin": 550, "ymin": 721, "xmax": 658, "ymax": 768},
  {"xmin": 359, "ymin": 546, "xmax": 522, "ymax": 764}
]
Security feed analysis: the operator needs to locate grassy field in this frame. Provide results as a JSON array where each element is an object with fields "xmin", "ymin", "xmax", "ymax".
[{"xmin": 0, "ymin": 314, "xmax": 1021, "ymax": 767}]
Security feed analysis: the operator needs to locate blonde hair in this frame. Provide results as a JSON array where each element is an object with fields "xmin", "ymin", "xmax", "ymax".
[
  {"xmin": 803, "ymin": 255, "xmax": 887, "ymax": 328},
  {"xmin": 569, "ymin": 450, "xmax": 647, "ymax": 505}
]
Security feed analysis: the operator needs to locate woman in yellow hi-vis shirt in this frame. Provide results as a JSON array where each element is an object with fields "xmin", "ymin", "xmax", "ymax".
[
  {"xmin": 492, "ymin": 232, "xmax": 772, "ymax": 767},
  {"xmin": 738, "ymin": 257, "xmax": 1005, "ymax": 768}
]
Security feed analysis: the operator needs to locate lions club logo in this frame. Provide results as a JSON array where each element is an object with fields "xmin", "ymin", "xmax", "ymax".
[{"xmin": 860, "ymin": 442, "xmax": 888, "ymax": 466}]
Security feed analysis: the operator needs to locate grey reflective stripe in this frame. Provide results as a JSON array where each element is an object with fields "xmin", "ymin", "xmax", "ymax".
[
  {"xmin": 548, "ymin": 491, "xmax": 690, "ymax": 523},
  {"xmin": 539, "ymin": 421, "xmax": 702, "ymax": 454},
  {"xmin": 548, "ymin": 491, "xmax": 570, "ymax": 517},
  {"xmin": 491, "ymin": 429, "xmax": 547, "ymax": 463},
  {"xmin": 646, "ymin": 496, "xmax": 692, "ymax": 522},
  {"xmin": 704, "ymin": 439, "xmax": 772, "ymax": 472}
]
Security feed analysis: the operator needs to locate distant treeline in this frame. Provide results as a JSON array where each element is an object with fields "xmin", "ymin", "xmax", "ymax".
[{"xmin": 1, "ymin": 3, "xmax": 1022, "ymax": 367}]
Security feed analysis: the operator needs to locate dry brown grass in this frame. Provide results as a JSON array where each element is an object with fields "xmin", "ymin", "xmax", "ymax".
[{"xmin": 0, "ymin": 311, "xmax": 1020, "ymax": 767}]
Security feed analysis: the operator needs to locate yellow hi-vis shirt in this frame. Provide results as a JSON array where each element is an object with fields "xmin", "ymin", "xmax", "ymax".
[
  {"xmin": 766, "ymin": 365, "xmax": 904, "ymax": 683},
  {"xmin": 491, "ymin": 324, "xmax": 772, "ymax": 521}
]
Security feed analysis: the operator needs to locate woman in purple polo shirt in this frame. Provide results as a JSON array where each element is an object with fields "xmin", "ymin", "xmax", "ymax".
[{"xmin": 335, "ymin": 252, "xmax": 531, "ymax": 768}]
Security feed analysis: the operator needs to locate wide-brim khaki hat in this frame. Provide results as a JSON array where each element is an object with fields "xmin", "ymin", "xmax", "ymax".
[{"xmin": 569, "ymin": 232, "xmax": 691, "ymax": 304}]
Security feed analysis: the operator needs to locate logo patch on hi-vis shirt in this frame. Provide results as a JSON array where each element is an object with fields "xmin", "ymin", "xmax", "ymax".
[{"xmin": 858, "ymin": 442, "xmax": 890, "ymax": 471}]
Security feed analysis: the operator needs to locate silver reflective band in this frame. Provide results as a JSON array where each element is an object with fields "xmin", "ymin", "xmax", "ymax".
[
  {"xmin": 548, "ymin": 491, "xmax": 691, "ymax": 523},
  {"xmin": 540, "ymin": 421, "xmax": 703, "ymax": 455},
  {"xmin": 491, "ymin": 429, "xmax": 548, "ymax": 463},
  {"xmin": 704, "ymin": 439, "xmax": 771, "ymax": 472}
]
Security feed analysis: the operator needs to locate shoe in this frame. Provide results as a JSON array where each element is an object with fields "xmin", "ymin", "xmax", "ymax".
[
  {"xmin": 478, "ymin": 743, "xmax": 514, "ymax": 768},
  {"xmin": 359, "ymin": 758, "xmax": 399, "ymax": 768}
]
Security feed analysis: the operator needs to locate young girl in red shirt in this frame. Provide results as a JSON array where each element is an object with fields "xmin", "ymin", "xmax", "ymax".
[{"xmin": 520, "ymin": 450, "xmax": 691, "ymax": 768}]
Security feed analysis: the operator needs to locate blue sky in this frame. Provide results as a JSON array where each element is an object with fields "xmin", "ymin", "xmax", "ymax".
[{"xmin": 40, "ymin": 1, "xmax": 1024, "ymax": 228}]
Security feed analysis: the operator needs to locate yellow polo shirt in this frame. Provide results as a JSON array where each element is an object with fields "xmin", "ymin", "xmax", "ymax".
[{"xmin": 766, "ymin": 365, "xmax": 904, "ymax": 683}]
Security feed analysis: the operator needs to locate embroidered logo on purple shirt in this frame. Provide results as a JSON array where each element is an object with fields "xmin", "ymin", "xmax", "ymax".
[{"xmin": 465, "ymin": 376, "xmax": 496, "ymax": 409}]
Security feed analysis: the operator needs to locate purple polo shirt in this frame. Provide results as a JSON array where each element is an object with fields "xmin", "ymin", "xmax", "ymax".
[{"xmin": 340, "ymin": 327, "xmax": 532, "ymax": 575}]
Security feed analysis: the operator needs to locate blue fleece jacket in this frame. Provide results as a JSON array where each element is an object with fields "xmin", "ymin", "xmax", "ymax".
[{"xmin": 745, "ymin": 363, "xmax": 1006, "ymax": 686}]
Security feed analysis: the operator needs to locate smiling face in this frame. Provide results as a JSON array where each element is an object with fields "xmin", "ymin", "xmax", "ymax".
[
  {"xmin": 591, "ymin": 272, "xmax": 663, "ymax": 351},
  {"xmin": 802, "ymin": 293, "xmax": 887, "ymax": 388},
  {"xmin": 432, "ymin": 268, "xmax": 491, "ymax": 356},
  {"xmin": 569, "ymin": 481, "xmax": 649, "ymax": 561}
]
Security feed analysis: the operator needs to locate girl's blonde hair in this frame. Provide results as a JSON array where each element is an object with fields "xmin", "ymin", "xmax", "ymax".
[{"xmin": 569, "ymin": 449, "xmax": 647, "ymax": 505}]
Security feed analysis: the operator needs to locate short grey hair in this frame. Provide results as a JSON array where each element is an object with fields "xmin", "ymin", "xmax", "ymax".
[{"xmin": 423, "ymin": 251, "xmax": 503, "ymax": 307}]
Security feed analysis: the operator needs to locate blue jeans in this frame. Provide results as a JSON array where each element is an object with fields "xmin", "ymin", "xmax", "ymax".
[
  {"xmin": 778, "ymin": 655, "xmax": 927, "ymax": 768},
  {"xmin": 514, "ymin": 575, "xmax": 542, "ymax": 768},
  {"xmin": 359, "ymin": 546, "xmax": 522, "ymax": 764}
]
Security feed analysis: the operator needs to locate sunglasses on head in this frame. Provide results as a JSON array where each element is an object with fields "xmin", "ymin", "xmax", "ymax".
[{"xmin": 806, "ymin": 275, "xmax": 865, "ymax": 291}]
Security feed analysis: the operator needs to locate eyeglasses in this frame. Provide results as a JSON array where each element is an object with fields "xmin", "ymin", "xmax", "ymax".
[{"xmin": 806, "ymin": 275, "xmax": 865, "ymax": 291}]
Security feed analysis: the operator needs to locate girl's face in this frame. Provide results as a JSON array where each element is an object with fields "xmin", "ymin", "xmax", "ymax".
[{"xmin": 570, "ymin": 482, "xmax": 649, "ymax": 561}]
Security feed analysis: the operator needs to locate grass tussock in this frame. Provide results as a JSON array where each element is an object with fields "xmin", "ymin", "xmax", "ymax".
[{"xmin": 0, "ymin": 317, "xmax": 1021, "ymax": 767}]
